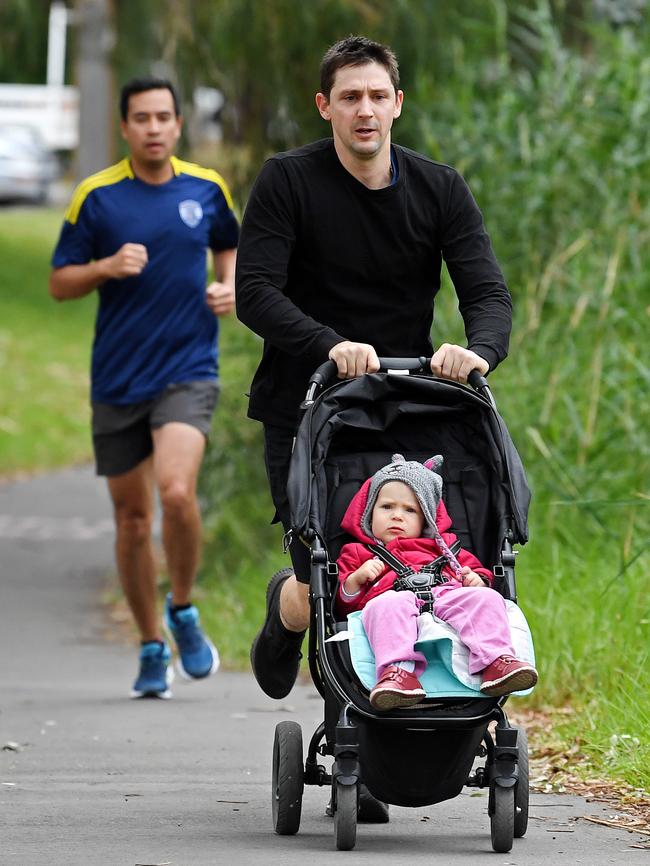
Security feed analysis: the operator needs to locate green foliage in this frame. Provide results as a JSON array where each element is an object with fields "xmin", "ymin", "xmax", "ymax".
[
  {"xmin": 108, "ymin": 2, "xmax": 529, "ymax": 200},
  {"xmin": 0, "ymin": 209, "xmax": 95, "ymax": 474},
  {"xmin": 112, "ymin": 0, "xmax": 644, "ymax": 201},
  {"xmin": 0, "ymin": 2, "xmax": 52, "ymax": 84}
]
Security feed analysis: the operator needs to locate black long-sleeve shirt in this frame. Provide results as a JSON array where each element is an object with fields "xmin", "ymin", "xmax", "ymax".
[{"xmin": 236, "ymin": 138, "xmax": 511, "ymax": 428}]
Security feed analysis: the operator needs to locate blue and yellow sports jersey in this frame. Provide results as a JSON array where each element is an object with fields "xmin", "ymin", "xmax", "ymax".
[{"xmin": 52, "ymin": 156, "xmax": 239, "ymax": 404}]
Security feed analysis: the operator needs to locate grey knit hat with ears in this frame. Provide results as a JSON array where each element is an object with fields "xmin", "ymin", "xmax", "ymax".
[{"xmin": 361, "ymin": 454, "xmax": 444, "ymax": 540}]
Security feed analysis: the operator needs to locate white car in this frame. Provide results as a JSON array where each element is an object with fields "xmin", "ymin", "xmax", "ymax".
[{"xmin": 0, "ymin": 125, "xmax": 59, "ymax": 204}]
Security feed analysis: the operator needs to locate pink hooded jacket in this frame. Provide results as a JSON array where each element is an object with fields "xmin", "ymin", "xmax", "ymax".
[{"xmin": 335, "ymin": 477, "xmax": 493, "ymax": 617}]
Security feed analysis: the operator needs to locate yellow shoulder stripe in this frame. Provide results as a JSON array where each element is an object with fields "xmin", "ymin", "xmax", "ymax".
[
  {"xmin": 170, "ymin": 156, "xmax": 234, "ymax": 210},
  {"xmin": 65, "ymin": 159, "xmax": 133, "ymax": 224}
]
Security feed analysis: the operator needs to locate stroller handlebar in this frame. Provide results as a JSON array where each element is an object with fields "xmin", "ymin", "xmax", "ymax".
[
  {"xmin": 307, "ymin": 356, "xmax": 430, "ymax": 390},
  {"xmin": 305, "ymin": 357, "xmax": 490, "ymax": 401},
  {"xmin": 467, "ymin": 369, "xmax": 490, "ymax": 390}
]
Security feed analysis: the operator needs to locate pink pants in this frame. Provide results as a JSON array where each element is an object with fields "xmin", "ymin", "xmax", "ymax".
[{"xmin": 361, "ymin": 585, "xmax": 515, "ymax": 681}]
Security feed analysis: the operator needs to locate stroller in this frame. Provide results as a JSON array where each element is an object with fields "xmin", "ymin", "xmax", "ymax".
[{"xmin": 271, "ymin": 357, "xmax": 533, "ymax": 852}]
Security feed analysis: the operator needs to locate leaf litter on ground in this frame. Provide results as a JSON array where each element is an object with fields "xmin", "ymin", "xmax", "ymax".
[{"xmin": 509, "ymin": 706, "xmax": 650, "ymax": 839}]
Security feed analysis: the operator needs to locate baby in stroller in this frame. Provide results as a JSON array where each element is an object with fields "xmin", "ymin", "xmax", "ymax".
[{"xmin": 336, "ymin": 453, "xmax": 538, "ymax": 710}]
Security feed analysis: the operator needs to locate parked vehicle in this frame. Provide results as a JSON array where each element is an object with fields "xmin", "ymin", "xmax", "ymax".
[{"xmin": 0, "ymin": 125, "xmax": 59, "ymax": 204}]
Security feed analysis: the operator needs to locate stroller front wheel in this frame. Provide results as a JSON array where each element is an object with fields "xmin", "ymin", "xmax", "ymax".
[
  {"xmin": 490, "ymin": 785, "xmax": 515, "ymax": 853},
  {"xmin": 272, "ymin": 721, "xmax": 304, "ymax": 835},
  {"xmin": 333, "ymin": 779, "xmax": 358, "ymax": 850}
]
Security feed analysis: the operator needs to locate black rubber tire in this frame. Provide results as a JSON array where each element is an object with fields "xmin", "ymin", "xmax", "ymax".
[
  {"xmin": 514, "ymin": 725, "xmax": 530, "ymax": 838},
  {"xmin": 334, "ymin": 780, "xmax": 358, "ymax": 851},
  {"xmin": 272, "ymin": 721, "xmax": 304, "ymax": 835},
  {"xmin": 490, "ymin": 785, "xmax": 515, "ymax": 853}
]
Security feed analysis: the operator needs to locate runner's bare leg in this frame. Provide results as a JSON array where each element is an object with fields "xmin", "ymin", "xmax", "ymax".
[
  {"xmin": 152, "ymin": 422, "xmax": 205, "ymax": 607},
  {"xmin": 107, "ymin": 458, "xmax": 159, "ymax": 641}
]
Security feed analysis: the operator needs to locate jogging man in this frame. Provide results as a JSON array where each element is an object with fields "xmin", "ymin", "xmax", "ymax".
[
  {"xmin": 50, "ymin": 77, "xmax": 239, "ymax": 698},
  {"xmin": 236, "ymin": 37, "xmax": 511, "ymax": 700}
]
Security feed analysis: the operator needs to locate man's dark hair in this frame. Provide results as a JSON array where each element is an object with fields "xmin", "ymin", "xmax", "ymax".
[
  {"xmin": 119, "ymin": 77, "xmax": 181, "ymax": 120},
  {"xmin": 319, "ymin": 36, "xmax": 400, "ymax": 98}
]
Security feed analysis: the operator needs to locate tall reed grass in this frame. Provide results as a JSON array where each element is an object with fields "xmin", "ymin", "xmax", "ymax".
[{"xmin": 416, "ymin": 8, "xmax": 650, "ymax": 785}]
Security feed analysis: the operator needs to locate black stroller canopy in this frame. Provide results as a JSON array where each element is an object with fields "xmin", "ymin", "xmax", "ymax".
[{"xmin": 288, "ymin": 373, "xmax": 530, "ymax": 568}]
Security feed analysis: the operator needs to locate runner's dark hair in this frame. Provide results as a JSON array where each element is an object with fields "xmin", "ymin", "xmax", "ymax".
[
  {"xmin": 120, "ymin": 77, "xmax": 181, "ymax": 120},
  {"xmin": 319, "ymin": 36, "xmax": 399, "ymax": 97}
]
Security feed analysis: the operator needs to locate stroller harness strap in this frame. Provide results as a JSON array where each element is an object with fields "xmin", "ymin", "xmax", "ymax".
[{"xmin": 366, "ymin": 540, "xmax": 463, "ymax": 611}]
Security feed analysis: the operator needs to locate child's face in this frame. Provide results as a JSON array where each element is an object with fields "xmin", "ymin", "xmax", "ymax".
[{"xmin": 371, "ymin": 481, "xmax": 425, "ymax": 542}]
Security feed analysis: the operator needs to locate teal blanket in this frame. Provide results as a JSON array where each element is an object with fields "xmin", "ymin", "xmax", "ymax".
[{"xmin": 331, "ymin": 601, "xmax": 536, "ymax": 698}]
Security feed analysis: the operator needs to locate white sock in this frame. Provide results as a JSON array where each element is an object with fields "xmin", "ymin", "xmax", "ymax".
[{"xmin": 396, "ymin": 660, "xmax": 415, "ymax": 673}]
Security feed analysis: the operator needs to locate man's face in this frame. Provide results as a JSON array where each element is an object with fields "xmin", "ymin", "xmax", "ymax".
[
  {"xmin": 120, "ymin": 88, "xmax": 182, "ymax": 167},
  {"xmin": 315, "ymin": 61, "xmax": 403, "ymax": 161}
]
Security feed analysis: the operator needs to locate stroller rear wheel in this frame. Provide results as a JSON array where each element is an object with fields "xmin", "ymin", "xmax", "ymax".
[
  {"xmin": 333, "ymin": 779, "xmax": 358, "ymax": 850},
  {"xmin": 272, "ymin": 721, "xmax": 304, "ymax": 835},
  {"xmin": 490, "ymin": 785, "xmax": 514, "ymax": 853},
  {"xmin": 513, "ymin": 725, "xmax": 529, "ymax": 837}
]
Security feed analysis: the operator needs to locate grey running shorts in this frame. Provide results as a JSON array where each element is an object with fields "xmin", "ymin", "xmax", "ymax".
[{"xmin": 92, "ymin": 380, "xmax": 220, "ymax": 477}]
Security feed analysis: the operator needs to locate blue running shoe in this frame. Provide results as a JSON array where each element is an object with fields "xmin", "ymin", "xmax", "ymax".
[
  {"xmin": 163, "ymin": 593, "xmax": 220, "ymax": 680},
  {"xmin": 130, "ymin": 641, "xmax": 173, "ymax": 699}
]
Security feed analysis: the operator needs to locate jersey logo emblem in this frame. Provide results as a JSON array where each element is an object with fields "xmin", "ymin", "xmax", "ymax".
[{"xmin": 178, "ymin": 199, "xmax": 203, "ymax": 228}]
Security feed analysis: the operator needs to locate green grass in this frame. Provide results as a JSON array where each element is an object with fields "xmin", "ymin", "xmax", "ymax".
[{"xmin": 0, "ymin": 208, "xmax": 96, "ymax": 474}]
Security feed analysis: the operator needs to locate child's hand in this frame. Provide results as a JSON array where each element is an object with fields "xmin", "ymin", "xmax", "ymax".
[
  {"xmin": 355, "ymin": 557, "xmax": 386, "ymax": 583},
  {"xmin": 460, "ymin": 566, "xmax": 486, "ymax": 587},
  {"xmin": 343, "ymin": 557, "xmax": 386, "ymax": 596}
]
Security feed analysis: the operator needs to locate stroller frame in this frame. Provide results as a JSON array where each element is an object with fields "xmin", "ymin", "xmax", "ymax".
[{"xmin": 272, "ymin": 358, "xmax": 532, "ymax": 852}]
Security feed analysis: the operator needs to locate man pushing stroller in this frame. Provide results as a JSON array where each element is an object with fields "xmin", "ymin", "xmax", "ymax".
[{"xmin": 236, "ymin": 35, "xmax": 513, "ymax": 701}]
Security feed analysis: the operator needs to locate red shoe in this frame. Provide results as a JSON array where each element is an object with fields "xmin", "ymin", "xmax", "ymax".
[
  {"xmin": 369, "ymin": 665, "xmax": 426, "ymax": 711},
  {"xmin": 480, "ymin": 655, "xmax": 538, "ymax": 697}
]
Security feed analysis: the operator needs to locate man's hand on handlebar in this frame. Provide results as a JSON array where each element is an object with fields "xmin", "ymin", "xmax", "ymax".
[
  {"xmin": 327, "ymin": 341, "xmax": 487, "ymax": 383},
  {"xmin": 329, "ymin": 341, "xmax": 380, "ymax": 379},
  {"xmin": 430, "ymin": 343, "xmax": 489, "ymax": 384}
]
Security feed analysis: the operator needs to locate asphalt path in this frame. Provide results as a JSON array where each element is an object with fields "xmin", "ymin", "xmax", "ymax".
[{"xmin": 1, "ymin": 467, "xmax": 647, "ymax": 865}]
